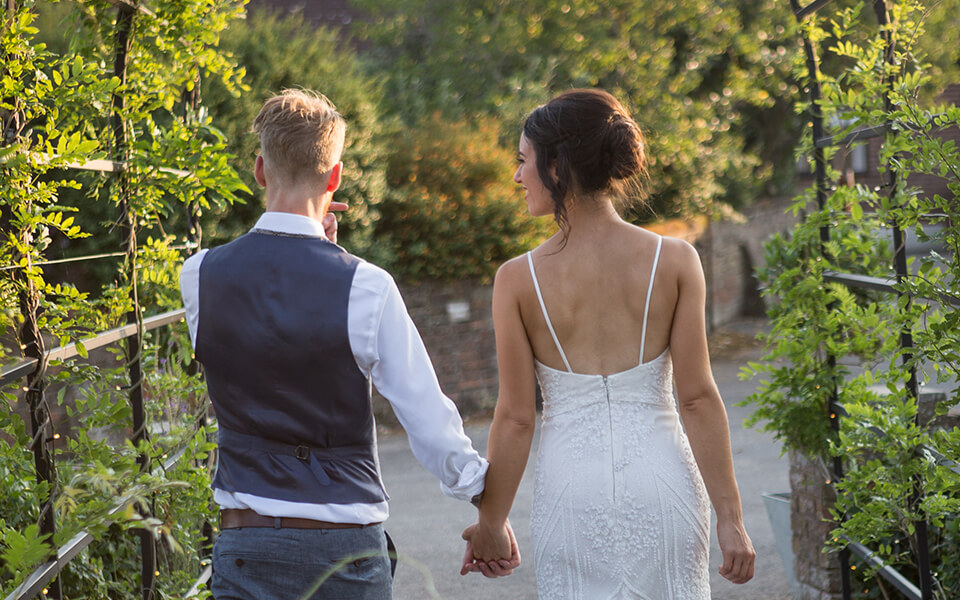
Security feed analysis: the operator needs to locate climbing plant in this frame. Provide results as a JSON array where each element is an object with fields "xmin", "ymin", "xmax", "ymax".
[
  {"xmin": 743, "ymin": 1, "xmax": 960, "ymax": 596},
  {"xmin": 1, "ymin": 0, "xmax": 247, "ymax": 597}
]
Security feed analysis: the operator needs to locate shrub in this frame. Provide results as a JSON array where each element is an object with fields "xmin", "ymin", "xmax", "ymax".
[{"xmin": 373, "ymin": 112, "xmax": 552, "ymax": 282}]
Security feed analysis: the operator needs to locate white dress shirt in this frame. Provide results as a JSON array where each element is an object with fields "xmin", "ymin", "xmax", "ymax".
[{"xmin": 180, "ymin": 212, "xmax": 488, "ymax": 522}]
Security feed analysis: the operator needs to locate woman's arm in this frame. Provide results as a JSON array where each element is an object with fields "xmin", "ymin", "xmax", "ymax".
[
  {"xmin": 668, "ymin": 240, "xmax": 756, "ymax": 584},
  {"xmin": 464, "ymin": 259, "xmax": 539, "ymax": 564}
]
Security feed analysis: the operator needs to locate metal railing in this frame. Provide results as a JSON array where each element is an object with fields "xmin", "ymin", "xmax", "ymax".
[
  {"xmin": 790, "ymin": 1, "xmax": 957, "ymax": 598},
  {"xmin": 0, "ymin": 310, "xmax": 187, "ymax": 388},
  {"xmin": 2, "ymin": 1, "xmax": 208, "ymax": 598},
  {"xmin": 1, "ymin": 305, "xmax": 212, "ymax": 600}
]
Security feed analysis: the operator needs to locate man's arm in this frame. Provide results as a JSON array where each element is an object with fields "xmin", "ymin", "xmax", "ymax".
[
  {"xmin": 354, "ymin": 265, "xmax": 488, "ymax": 500},
  {"xmin": 179, "ymin": 249, "xmax": 209, "ymax": 348}
]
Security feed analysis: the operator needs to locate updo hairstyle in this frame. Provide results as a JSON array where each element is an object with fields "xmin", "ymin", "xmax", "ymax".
[{"xmin": 522, "ymin": 89, "xmax": 648, "ymax": 229}]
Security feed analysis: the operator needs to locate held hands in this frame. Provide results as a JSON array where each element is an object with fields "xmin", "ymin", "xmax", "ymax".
[
  {"xmin": 460, "ymin": 520, "xmax": 521, "ymax": 578},
  {"xmin": 717, "ymin": 518, "xmax": 756, "ymax": 584}
]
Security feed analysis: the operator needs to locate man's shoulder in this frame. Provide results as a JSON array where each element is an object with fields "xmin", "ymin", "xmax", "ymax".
[
  {"xmin": 352, "ymin": 258, "xmax": 397, "ymax": 295},
  {"xmin": 180, "ymin": 248, "xmax": 209, "ymax": 275}
]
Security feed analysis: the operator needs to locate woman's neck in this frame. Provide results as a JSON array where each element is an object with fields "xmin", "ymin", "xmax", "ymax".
[{"xmin": 560, "ymin": 195, "xmax": 621, "ymax": 244}]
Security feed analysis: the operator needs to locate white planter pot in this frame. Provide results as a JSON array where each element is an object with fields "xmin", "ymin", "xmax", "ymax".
[{"xmin": 762, "ymin": 491, "xmax": 801, "ymax": 599}]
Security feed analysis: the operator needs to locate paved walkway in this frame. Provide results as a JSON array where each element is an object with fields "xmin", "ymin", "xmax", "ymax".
[{"xmin": 378, "ymin": 321, "xmax": 791, "ymax": 599}]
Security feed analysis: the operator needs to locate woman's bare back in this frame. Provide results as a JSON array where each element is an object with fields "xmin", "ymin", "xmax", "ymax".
[{"xmin": 515, "ymin": 220, "xmax": 682, "ymax": 375}]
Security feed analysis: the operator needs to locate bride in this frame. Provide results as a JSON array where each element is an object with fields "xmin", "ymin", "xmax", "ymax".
[{"xmin": 461, "ymin": 89, "xmax": 755, "ymax": 598}]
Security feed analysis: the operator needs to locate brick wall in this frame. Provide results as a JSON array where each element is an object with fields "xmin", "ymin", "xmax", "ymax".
[
  {"xmin": 372, "ymin": 279, "xmax": 498, "ymax": 427},
  {"xmin": 798, "ymin": 83, "xmax": 960, "ymax": 210},
  {"xmin": 646, "ymin": 197, "xmax": 801, "ymax": 331},
  {"xmin": 697, "ymin": 197, "xmax": 800, "ymax": 329}
]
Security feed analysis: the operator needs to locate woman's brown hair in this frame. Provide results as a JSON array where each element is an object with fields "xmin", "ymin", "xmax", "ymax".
[{"xmin": 522, "ymin": 89, "xmax": 648, "ymax": 231}]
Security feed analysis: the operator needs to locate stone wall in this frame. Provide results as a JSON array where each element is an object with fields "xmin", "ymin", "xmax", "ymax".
[
  {"xmin": 697, "ymin": 197, "xmax": 800, "ymax": 330},
  {"xmin": 789, "ymin": 451, "xmax": 844, "ymax": 600},
  {"xmin": 785, "ymin": 396, "xmax": 959, "ymax": 600}
]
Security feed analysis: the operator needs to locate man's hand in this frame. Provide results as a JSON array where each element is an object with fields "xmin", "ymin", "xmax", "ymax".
[
  {"xmin": 322, "ymin": 201, "xmax": 348, "ymax": 243},
  {"xmin": 717, "ymin": 518, "xmax": 756, "ymax": 584},
  {"xmin": 460, "ymin": 520, "xmax": 521, "ymax": 578}
]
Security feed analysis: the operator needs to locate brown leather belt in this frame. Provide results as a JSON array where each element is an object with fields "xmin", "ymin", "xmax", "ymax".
[{"xmin": 220, "ymin": 508, "xmax": 377, "ymax": 530}]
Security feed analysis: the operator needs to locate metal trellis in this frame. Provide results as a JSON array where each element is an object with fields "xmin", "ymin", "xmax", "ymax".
[
  {"xmin": 790, "ymin": 0, "xmax": 953, "ymax": 598},
  {"xmin": 2, "ymin": 1, "xmax": 214, "ymax": 599}
]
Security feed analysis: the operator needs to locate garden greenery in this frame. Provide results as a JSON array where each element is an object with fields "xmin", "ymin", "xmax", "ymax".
[
  {"xmin": 743, "ymin": 1, "xmax": 960, "ymax": 596},
  {"xmin": 374, "ymin": 112, "xmax": 553, "ymax": 282},
  {"xmin": 4, "ymin": 0, "xmax": 960, "ymax": 597},
  {"xmin": 1, "ymin": 0, "xmax": 246, "ymax": 596},
  {"xmin": 353, "ymin": 0, "xmax": 804, "ymax": 220}
]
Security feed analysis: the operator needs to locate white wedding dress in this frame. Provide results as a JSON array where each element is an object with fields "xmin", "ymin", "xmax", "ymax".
[{"xmin": 527, "ymin": 237, "xmax": 711, "ymax": 600}]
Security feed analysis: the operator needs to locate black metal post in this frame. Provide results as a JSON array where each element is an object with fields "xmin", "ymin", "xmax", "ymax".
[
  {"xmin": 184, "ymin": 75, "xmax": 204, "ymax": 257},
  {"xmin": 182, "ymin": 75, "xmax": 216, "ymax": 564},
  {"xmin": 893, "ymin": 224, "xmax": 935, "ymax": 600},
  {"xmin": 790, "ymin": 0, "xmax": 852, "ymax": 596},
  {"xmin": 111, "ymin": 5, "xmax": 156, "ymax": 599},
  {"xmin": 7, "ymin": 1, "xmax": 62, "ymax": 596}
]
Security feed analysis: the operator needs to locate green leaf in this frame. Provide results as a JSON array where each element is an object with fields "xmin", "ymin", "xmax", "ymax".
[
  {"xmin": 850, "ymin": 202, "xmax": 863, "ymax": 221},
  {"xmin": 0, "ymin": 524, "xmax": 52, "ymax": 573}
]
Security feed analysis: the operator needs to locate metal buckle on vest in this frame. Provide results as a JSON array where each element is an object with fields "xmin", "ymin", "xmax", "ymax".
[{"xmin": 294, "ymin": 445, "xmax": 310, "ymax": 461}]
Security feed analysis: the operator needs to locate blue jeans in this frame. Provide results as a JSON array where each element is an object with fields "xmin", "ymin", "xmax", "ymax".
[{"xmin": 212, "ymin": 524, "xmax": 392, "ymax": 600}]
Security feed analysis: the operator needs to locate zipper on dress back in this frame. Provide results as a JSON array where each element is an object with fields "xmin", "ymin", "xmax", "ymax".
[{"xmin": 603, "ymin": 375, "xmax": 616, "ymax": 502}]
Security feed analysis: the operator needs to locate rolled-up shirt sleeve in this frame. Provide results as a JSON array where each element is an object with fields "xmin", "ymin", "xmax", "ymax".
[{"xmin": 350, "ymin": 262, "xmax": 488, "ymax": 502}]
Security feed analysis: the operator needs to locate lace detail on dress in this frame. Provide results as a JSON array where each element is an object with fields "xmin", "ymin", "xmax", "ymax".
[{"xmin": 531, "ymin": 350, "xmax": 711, "ymax": 600}]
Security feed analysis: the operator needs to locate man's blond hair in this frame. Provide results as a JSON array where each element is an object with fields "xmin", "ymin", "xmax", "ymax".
[{"xmin": 252, "ymin": 89, "xmax": 346, "ymax": 184}]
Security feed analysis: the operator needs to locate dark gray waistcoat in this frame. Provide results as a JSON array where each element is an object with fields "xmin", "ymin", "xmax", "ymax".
[{"xmin": 196, "ymin": 230, "xmax": 386, "ymax": 505}]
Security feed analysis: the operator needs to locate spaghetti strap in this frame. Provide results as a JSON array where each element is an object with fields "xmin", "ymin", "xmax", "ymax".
[
  {"xmin": 527, "ymin": 252, "xmax": 573, "ymax": 373},
  {"xmin": 638, "ymin": 236, "xmax": 663, "ymax": 365}
]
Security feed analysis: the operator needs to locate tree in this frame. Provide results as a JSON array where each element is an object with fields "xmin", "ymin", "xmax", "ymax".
[{"xmin": 353, "ymin": 0, "xmax": 802, "ymax": 220}]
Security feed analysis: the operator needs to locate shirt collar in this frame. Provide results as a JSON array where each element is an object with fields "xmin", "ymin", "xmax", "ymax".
[{"xmin": 252, "ymin": 212, "xmax": 328, "ymax": 240}]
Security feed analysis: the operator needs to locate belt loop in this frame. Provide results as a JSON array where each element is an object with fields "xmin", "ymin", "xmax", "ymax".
[{"xmin": 274, "ymin": 517, "xmax": 282, "ymax": 529}]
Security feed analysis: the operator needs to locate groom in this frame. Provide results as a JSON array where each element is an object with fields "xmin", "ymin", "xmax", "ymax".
[{"xmin": 180, "ymin": 89, "xmax": 518, "ymax": 599}]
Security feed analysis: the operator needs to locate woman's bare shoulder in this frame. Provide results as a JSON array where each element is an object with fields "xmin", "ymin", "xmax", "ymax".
[
  {"xmin": 657, "ymin": 235, "xmax": 702, "ymax": 269},
  {"xmin": 498, "ymin": 234, "xmax": 563, "ymax": 280},
  {"xmin": 494, "ymin": 253, "xmax": 534, "ymax": 295}
]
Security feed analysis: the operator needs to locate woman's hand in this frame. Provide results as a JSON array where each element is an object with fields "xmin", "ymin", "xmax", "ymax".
[
  {"xmin": 717, "ymin": 518, "xmax": 756, "ymax": 584},
  {"xmin": 460, "ymin": 520, "xmax": 521, "ymax": 577}
]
